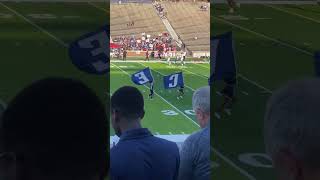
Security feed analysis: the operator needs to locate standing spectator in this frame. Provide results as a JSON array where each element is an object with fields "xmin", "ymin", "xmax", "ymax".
[
  {"xmin": 264, "ymin": 78, "xmax": 320, "ymax": 180},
  {"xmin": 0, "ymin": 78, "xmax": 109, "ymax": 180},
  {"xmin": 123, "ymin": 49, "xmax": 127, "ymax": 61},
  {"xmin": 145, "ymin": 50, "xmax": 149, "ymax": 61},
  {"xmin": 110, "ymin": 86, "xmax": 180, "ymax": 180},
  {"xmin": 179, "ymin": 86, "xmax": 210, "ymax": 180}
]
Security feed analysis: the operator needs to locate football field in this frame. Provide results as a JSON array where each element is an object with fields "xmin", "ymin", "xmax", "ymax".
[
  {"xmin": 212, "ymin": 2, "xmax": 320, "ymax": 180},
  {"xmin": 0, "ymin": 1, "xmax": 109, "ymax": 104},
  {"xmin": 110, "ymin": 61, "xmax": 209, "ymax": 135}
]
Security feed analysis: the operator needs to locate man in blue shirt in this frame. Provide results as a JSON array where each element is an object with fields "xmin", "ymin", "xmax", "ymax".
[{"xmin": 110, "ymin": 86, "xmax": 180, "ymax": 180}]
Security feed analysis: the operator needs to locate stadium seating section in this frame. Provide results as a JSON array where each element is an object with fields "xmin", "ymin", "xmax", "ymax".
[{"xmin": 110, "ymin": 2, "xmax": 209, "ymax": 52}]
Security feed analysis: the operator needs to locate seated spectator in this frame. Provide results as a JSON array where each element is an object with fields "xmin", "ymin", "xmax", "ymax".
[
  {"xmin": 0, "ymin": 78, "xmax": 108, "ymax": 180},
  {"xmin": 110, "ymin": 86, "xmax": 179, "ymax": 180},
  {"xmin": 179, "ymin": 86, "xmax": 210, "ymax": 180},
  {"xmin": 264, "ymin": 78, "xmax": 320, "ymax": 180}
]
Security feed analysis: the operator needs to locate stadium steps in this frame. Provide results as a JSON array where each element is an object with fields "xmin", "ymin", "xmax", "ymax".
[{"xmin": 162, "ymin": 2, "xmax": 210, "ymax": 52}]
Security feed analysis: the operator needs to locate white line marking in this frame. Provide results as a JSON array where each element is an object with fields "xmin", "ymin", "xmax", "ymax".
[
  {"xmin": 216, "ymin": 91, "xmax": 222, "ymax": 96},
  {"xmin": 112, "ymin": 63, "xmax": 200, "ymax": 128},
  {"xmin": 224, "ymin": 109, "xmax": 232, "ymax": 116},
  {"xmin": 193, "ymin": 57, "xmax": 273, "ymax": 94},
  {"xmin": 0, "ymin": 3, "xmax": 68, "ymax": 48},
  {"xmin": 213, "ymin": 16, "xmax": 313, "ymax": 56},
  {"xmin": 264, "ymin": 4, "xmax": 320, "ymax": 24},
  {"xmin": 241, "ymin": 91, "xmax": 249, "ymax": 96},
  {"xmin": 181, "ymin": 131, "xmax": 185, "ymax": 134},
  {"xmin": 238, "ymin": 74, "xmax": 272, "ymax": 93},
  {"xmin": 215, "ymin": 112, "xmax": 221, "ymax": 119},
  {"xmin": 87, "ymin": 1, "xmax": 108, "ymax": 13},
  {"xmin": 211, "ymin": 147, "xmax": 257, "ymax": 180},
  {"xmin": 169, "ymin": 132, "xmax": 173, "ymax": 135},
  {"xmin": 254, "ymin": 17, "xmax": 272, "ymax": 20}
]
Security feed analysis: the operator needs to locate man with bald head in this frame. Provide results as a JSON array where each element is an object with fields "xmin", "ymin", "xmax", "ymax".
[
  {"xmin": 264, "ymin": 78, "xmax": 320, "ymax": 180},
  {"xmin": 178, "ymin": 86, "xmax": 210, "ymax": 180}
]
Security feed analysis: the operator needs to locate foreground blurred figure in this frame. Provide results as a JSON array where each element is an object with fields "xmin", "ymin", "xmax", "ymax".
[
  {"xmin": 0, "ymin": 78, "xmax": 108, "ymax": 180},
  {"xmin": 110, "ymin": 86, "xmax": 179, "ymax": 180},
  {"xmin": 179, "ymin": 86, "xmax": 210, "ymax": 180},
  {"xmin": 265, "ymin": 78, "xmax": 320, "ymax": 180}
]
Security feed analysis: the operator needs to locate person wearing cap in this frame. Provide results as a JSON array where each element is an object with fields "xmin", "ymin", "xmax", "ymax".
[{"xmin": 264, "ymin": 78, "xmax": 320, "ymax": 180}]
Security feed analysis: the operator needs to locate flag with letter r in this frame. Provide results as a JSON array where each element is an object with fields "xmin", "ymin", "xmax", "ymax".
[
  {"xmin": 69, "ymin": 25, "xmax": 109, "ymax": 75},
  {"xmin": 163, "ymin": 72, "xmax": 184, "ymax": 89},
  {"xmin": 131, "ymin": 67, "xmax": 154, "ymax": 85},
  {"xmin": 210, "ymin": 31, "xmax": 236, "ymax": 83}
]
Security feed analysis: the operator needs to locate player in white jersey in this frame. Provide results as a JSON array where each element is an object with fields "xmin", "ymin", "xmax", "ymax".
[
  {"xmin": 180, "ymin": 51, "xmax": 186, "ymax": 66},
  {"xmin": 167, "ymin": 51, "xmax": 173, "ymax": 65}
]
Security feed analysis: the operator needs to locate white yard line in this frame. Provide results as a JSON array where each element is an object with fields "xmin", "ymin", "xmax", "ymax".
[
  {"xmin": 0, "ymin": 2, "xmax": 68, "ymax": 48},
  {"xmin": 264, "ymin": 4, "xmax": 320, "ymax": 24},
  {"xmin": 112, "ymin": 63, "xmax": 200, "ymax": 128},
  {"xmin": 87, "ymin": 1, "xmax": 108, "ymax": 13},
  {"xmin": 213, "ymin": 16, "xmax": 313, "ymax": 56},
  {"xmin": 193, "ymin": 61, "xmax": 273, "ymax": 94},
  {"xmin": 211, "ymin": 147, "xmax": 257, "ymax": 180}
]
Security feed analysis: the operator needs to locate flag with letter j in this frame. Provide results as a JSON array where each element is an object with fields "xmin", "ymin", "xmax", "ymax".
[
  {"xmin": 131, "ymin": 67, "xmax": 154, "ymax": 85},
  {"xmin": 163, "ymin": 72, "xmax": 184, "ymax": 89}
]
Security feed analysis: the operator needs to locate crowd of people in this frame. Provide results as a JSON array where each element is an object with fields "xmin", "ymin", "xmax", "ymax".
[
  {"xmin": 154, "ymin": 2, "xmax": 166, "ymax": 18},
  {"xmin": 112, "ymin": 32, "xmax": 176, "ymax": 51},
  {"xmin": 111, "ymin": 32, "xmax": 181, "ymax": 60}
]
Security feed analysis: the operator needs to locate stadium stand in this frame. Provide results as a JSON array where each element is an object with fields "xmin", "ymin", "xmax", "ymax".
[
  {"xmin": 162, "ymin": 2, "xmax": 210, "ymax": 52},
  {"xmin": 110, "ymin": 0, "xmax": 210, "ymax": 57},
  {"xmin": 110, "ymin": 3, "xmax": 166, "ymax": 37}
]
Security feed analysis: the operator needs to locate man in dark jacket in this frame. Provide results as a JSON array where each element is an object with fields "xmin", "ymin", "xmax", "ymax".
[{"xmin": 110, "ymin": 86, "xmax": 180, "ymax": 180}]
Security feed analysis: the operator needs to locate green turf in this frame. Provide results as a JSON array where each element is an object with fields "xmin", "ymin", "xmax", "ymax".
[
  {"xmin": 110, "ymin": 61, "xmax": 209, "ymax": 135},
  {"xmin": 0, "ymin": 2, "xmax": 109, "ymax": 104},
  {"xmin": 212, "ymin": 3, "xmax": 320, "ymax": 180}
]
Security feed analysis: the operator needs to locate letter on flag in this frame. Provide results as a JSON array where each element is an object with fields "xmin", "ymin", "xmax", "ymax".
[
  {"xmin": 163, "ymin": 72, "xmax": 184, "ymax": 89},
  {"xmin": 209, "ymin": 31, "xmax": 236, "ymax": 84},
  {"xmin": 131, "ymin": 67, "xmax": 154, "ymax": 85},
  {"xmin": 69, "ymin": 25, "xmax": 109, "ymax": 75}
]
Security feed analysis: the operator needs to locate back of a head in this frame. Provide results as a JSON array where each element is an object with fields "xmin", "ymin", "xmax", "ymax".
[
  {"xmin": 111, "ymin": 86, "xmax": 144, "ymax": 120},
  {"xmin": 265, "ymin": 78, "xmax": 320, "ymax": 169},
  {"xmin": 192, "ymin": 86, "xmax": 210, "ymax": 115},
  {"xmin": 1, "ymin": 77, "xmax": 108, "ymax": 179}
]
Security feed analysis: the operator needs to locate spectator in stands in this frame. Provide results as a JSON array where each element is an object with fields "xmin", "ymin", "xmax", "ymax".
[
  {"xmin": 123, "ymin": 49, "xmax": 127, "ymax": 61},
  {"xmin": 264, "ymin": 78, "xmax": 320, "ymax": 180},
  {"xmin": 0, "ymin": 78, "xmax": 108, "ymax": 180},
  {"xmin": 179, "ymin": 86, "xmax": 210, "ymax": 180},
  {"xmin": 110, "ymin": 86, "xmax": 180, "ymax": 180},
  {"xmin": 145, "ymin": 50, "xmax": 149, "ymax": 61}
]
